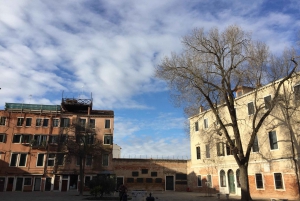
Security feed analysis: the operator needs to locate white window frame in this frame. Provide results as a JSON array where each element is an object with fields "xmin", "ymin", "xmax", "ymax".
[
  {"xmin": 274, "ymin": 172, "xmax": 285, "ymax": 190},
  {"xmin": 17, "ymin": 117, "xmax": 24, "ymax": 126},
  {"xmin": 255, "ymin": 173, "xmax": 264, "ymax": 190},
  {"xmin": 204, "ymin": 118, "xmax": 208, "ymax": 129},
  {"xmin": 104, "ymin": 134, "xmax": 113, "ymax": 145},
  {"xmin": 36, "ymin": 118, "xmax": 42, "ymax": 127},
  {"xmin": 47, "ymin": 153, "xmax": 55, "ymax": 167},
  {"xmin": 25, "ymin": 118, "xmax": 32, "ymax": 127},
  {"xmin": 10, "ymin": 153, "xmax": 28, "ymax": 167},
  {"xmin": 247, "ymin": 102, "xmax": 254, "ymax": 115},
  {"xmin": 0, "ymin": 133, "xmax": 6, "ymax": 143},
  {"xmin": 197, "ymin": 175, "xmax": 202, "ymax": 187},
  {"xmin": 36, "ymin": 153, "xmax": 45, "ymax": 167},
  {"xmin": 105, "ymin": 119, "xmax": 110, "ymax": 129},
  {"xmin": 264, "ymin": 95, "xmax": 271, "ymax": 110},
  {"xmin": 52, "ymin": 118, "xmax": 59, "ymax": 127},
  {"xmin": 0, "ymin": 116, "xmax": 6, "ymax": 126}
]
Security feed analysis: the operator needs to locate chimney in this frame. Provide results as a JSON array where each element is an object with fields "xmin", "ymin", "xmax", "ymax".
[
  {"xmin": 88, "ymin": 106, "xmax": 91, "ymax": 115},
  {"xmin": 199, "ymin": 106, "xmax": 204, "ymax": 113}
]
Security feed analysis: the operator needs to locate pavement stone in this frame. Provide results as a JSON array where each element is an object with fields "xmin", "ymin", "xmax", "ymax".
[{"xmin": 0, "ymin": 190, "xmax": 273, "ymax": 201}]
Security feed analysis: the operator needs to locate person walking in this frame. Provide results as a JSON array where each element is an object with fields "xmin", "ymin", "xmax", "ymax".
[{"xmin": 118, "ymin": 184, "xmax": 127, "ymax": 201}]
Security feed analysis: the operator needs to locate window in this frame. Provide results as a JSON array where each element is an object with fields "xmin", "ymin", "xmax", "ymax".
[
  {"xmin": 79, "ymin": 119, "xmax": 86, "ymax": 131},
  {"xmin": 155, "ymin": 178, "xmax": 162, "ymax": 183},
  {"xmin": 59, "ymin": 135, "xmax": 67, "ymax": 143},
  {"xmin": 10, "ymin": 153, "xmax": 27, "ymax": 167},
  {"xmin": 226, "ymin": 140, "xmax": 235, "ymax": 155},
  {"xmin": 43, "ymin": 119, "xmax": 49, "ymax": 127},
  {"xmin": 196, "ymin": 146, "xmax": 201, "ymax": 159},
  {"xmin": 274, "ymin": 173, "xmax": 284, "ymax": 189},
  {"xmin": 49, "ymin": 135, "xmax": 59, "ymax": 144},
  {"xmin": 17, "ymin": 117, "xmax": 24, "ymax": 126},
  {"xmin": 25, "ymin": 118, "xmax": 32, "ymax": 126},
  {"xmin": 33, "ymin": 135, "xmax": 47, "ymax": 146},
  {"xmin": 206, "ymin": 144, "xmax": 210, "ymax": 158},
  {"xmin": 36, "ymin": 118, "xmax": 42, "ymax": 127},
  {"xmin": 60, "ymin": 118, "xmax": 70, "ymax": 127},
  {"xmin": 247, "ymin": 102, "xmax": 254, "ymax": 115},
  {"xmin": 197, "ymin": 175, "xmax": 202, "ymax": 187},
  {"xmin": 86, "ymin": 134, "xmax": 94, "ymax": 144},
  {"xmin": 137, "ymin": 178, "xmax": 143, "ymax": 183},
  {"xmin": 0, "ymin": 117, "xmax": 6, "ymax": 125},
  {"xmin": 127, "ymin": 178, "xmax": 134, "ymax": 183},
  {"xmin": 105, "ymin": 119, "xmax": 110, "ymax": 128},
  {"xmin": 102, "ymin": 154, "xmax": 109, "ymax": 166},
  {"xmin": 269, "ymin": 131, "xmax": 278, "ymax": 150},
  {"xmin": 13, "ymin": 134, "xmax": 22, "ymax": 143},
  {"xmin": 195, "ymin": 121, "xmax": 199, "ymax": 131},
  {"xmin": 207, "ymin": 175, "xmax": 212, "ymax": 188},
  {"xmin": 294, "ymin": 85, "xmax": 300, "ymax": 102},
  {"xmin": 89, "ymin": 119, "xmax": 95, "ymax": 129},
  {"xmin": 252, "ymin": 135, "xmax": 259, "ymax": 152},
  {"xmin": 104, "ymin": 134, "xmax": 113, "ymax": 145},
  {"xmin": 53, "ymin": 119, "xmax": 59, "ymax": 127},
  {"xmin": 255, "ymin": 173, "xmax": 264, "ymax": 189},
  {"xmin": 236, "ymin": 169, "xmax": 240, "ymax": 187},
  {"xmin": 56, "ymin": 154, "xmax": 65, "ymax": 166},
  {"xmin": 217, "ymin": 142, "xmax": 225, "ymax": 156},
  {"xmin": 204, "ymin": 119, "xmax": 208, "ymax": 129},
  {"xmin": 86, "ymin": 155, "xmax": 92, "ymax": 166},
  {"xmin": 142, "ymin": 169, "xmax": 148, "ymax": 174},
  {"xmin": 220, "ymin": 170, "xmax": 226, "ymax": 187},
  {"xmin": 36, "ymin": 154, "xmax": 45, "ymax": 167},
  {"xmin": 264, "ymin": 95, "xmax": 271, "ymax": 110},
  {"xmin": 84, "ymin": 176, "xmax": 92, "ymax": 187},
  {"xmin": 146, "ymin": 178, "xmax": 153, "ymax": 183},
  {"xmin": 151, "ymin": 172, "xmax": 157, "ymax": 177},
  {"xmin": 13, "ymin": 134, "xmax": 32, "ymax": 144},
  {"xmin": 132, "ymin": 171, "xmax": 139, "ymax": 177},
  {"xmin": 0, "ymin": 134, "xmax": 6, "ymax": 143},
  {"xmin": 24, "ymin": 178, "xmax": 32, "ymax": 186},
  {"xmin": 47, "ymin": 154, "xmax": 55, "ymax": 166}
]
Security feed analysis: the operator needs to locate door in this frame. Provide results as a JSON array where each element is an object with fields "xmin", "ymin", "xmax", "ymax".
[
  {"xmin": 6, "ymin": 177, "xmax": 14, "ymax": 191},
  {"xmin": 34, "ymin": 177, "xmax": 41, "ymax": 191},
  {"xmin": 165, "ymin": 176, "xmax": 174, "ymax": 190},
  {"xmin": 69, "ymin": 175, "xmax": 78, "ymax": 190},
  {"xmin": 45, "ymin": 178, "xmax": 51, "ymax": 191},
  {"xmin": 116, "ymin": 177, "xmax": 124, "ymax": 190},
  {"xmin": 0, "ymin": 177, "xmax": 5, "ymax": 192},
  {"xmin": 53, "ymin": 176, "xmax": 60, "ymax": 190},
  {"xmin": 61, "ymin": 180, "xmax": 68, "ymax": 191},
  {"xmin": 15, "ymin": 178, "xmax": 23, "ymax": 191},
  {"xmin": 228, "ymin": 169, "xmax": 236, "ymax": 194}
]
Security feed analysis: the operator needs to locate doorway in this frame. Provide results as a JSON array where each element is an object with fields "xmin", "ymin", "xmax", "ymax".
[
  {"xmin": 0, "ymin": 177, "xmax": 5, "ymax": 192},
  {"xmin": 53, "ymin": 175, "xmax": 60, "ymax": 190},
  {"xmin": 228, "ymin": 169, "xmax": 236, "ymax": 194},
  {"xmin": 69, "ymin": 175, "xmax": 78, "ymax": 190},
  {"xmin": 165, "ymin": 176, "xmax": 174, "ymax": 191},
  {"xmin": 6, "ymin": 177, "xmax": 14, "ymax": 191},
  {"xmin": 45, "ymin": 178, "xmax": 52, "ymax": 191},
  {"xmin": 15, "ymin": 178, "xmax": 23, "ymax": 191},
  {"xmin": 34, "ymin": 177, "xmax": 41, "ymax": 191},
  {"xmin": 116, "ymin": 177, "xmax": 124, "ymax": 189}
]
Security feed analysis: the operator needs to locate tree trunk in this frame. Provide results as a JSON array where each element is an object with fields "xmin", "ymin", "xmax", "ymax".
[{"xmin": 239, "ymin": 164, "xmax": 252, "ymax": 201}]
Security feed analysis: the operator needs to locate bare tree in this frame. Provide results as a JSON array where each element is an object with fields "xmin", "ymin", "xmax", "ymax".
[
  {"xmin": 156, "ymin": 25, "xmax": 298, "ymax": 201},
  {"xmin": 62, "ymin": 118, "xmax": 109, "ymax": 196}
]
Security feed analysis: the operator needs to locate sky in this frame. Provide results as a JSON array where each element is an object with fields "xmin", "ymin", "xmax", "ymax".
[{"xmin": 0, "ymin": 0, "xmax": 299, "ymax": 159}]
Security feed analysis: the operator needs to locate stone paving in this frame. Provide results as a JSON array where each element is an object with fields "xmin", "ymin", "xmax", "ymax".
[{"xmin": 0, "ymin": 190, "xmax": 275, "ymax": 201}]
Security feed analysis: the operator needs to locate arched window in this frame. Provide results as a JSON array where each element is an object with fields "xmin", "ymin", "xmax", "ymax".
[
  {"xmin": 236, "ymin": 169, "xmax": 240, "ymax": 187},
  {"xmin": 220, "ymin": 170, "xmax": 226, "ymax": 187}
]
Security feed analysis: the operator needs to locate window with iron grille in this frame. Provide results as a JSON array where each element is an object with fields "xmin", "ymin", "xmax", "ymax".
[
  {"xmin": 24, "ymin": 178, "xmax": 32, "ymax": 186},
  {"xmin": 132, "ymin": 171, "xmax": 139, "ymax": 177},
  {"xmin": 142, "ymin": 169, "xmax": 148, "ymax": 174},
  {"xmin": 43, "ymin": 119, "xmax": 49, "ymax": 127},
  {"xmin": 155, "ymin": 178, "xmax": 162, "ymax": 183},
  {"xmin": 137, "ymin": 178, "xmax": 143, "ymax": 183},
  {"xmin": 127, "ymin": 178, "xmax": 134, "ymax": 183},
  {"xmin": 146, "ymin": 178, "xmax": 153, "ymax": 183},
  {"xmin": 197, "ymin": 175, "xmax": 202, "ymax": 187}
]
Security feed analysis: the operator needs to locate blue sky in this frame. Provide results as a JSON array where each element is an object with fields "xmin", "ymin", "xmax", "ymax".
[{"xmin": 0, "ymin": 0, "xmax": 299, "ymax": 159}]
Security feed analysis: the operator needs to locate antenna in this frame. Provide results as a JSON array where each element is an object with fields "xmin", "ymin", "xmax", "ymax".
[{"xmin": 29, "ymin": 95, "xmax": 32, "ymax": 104}]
